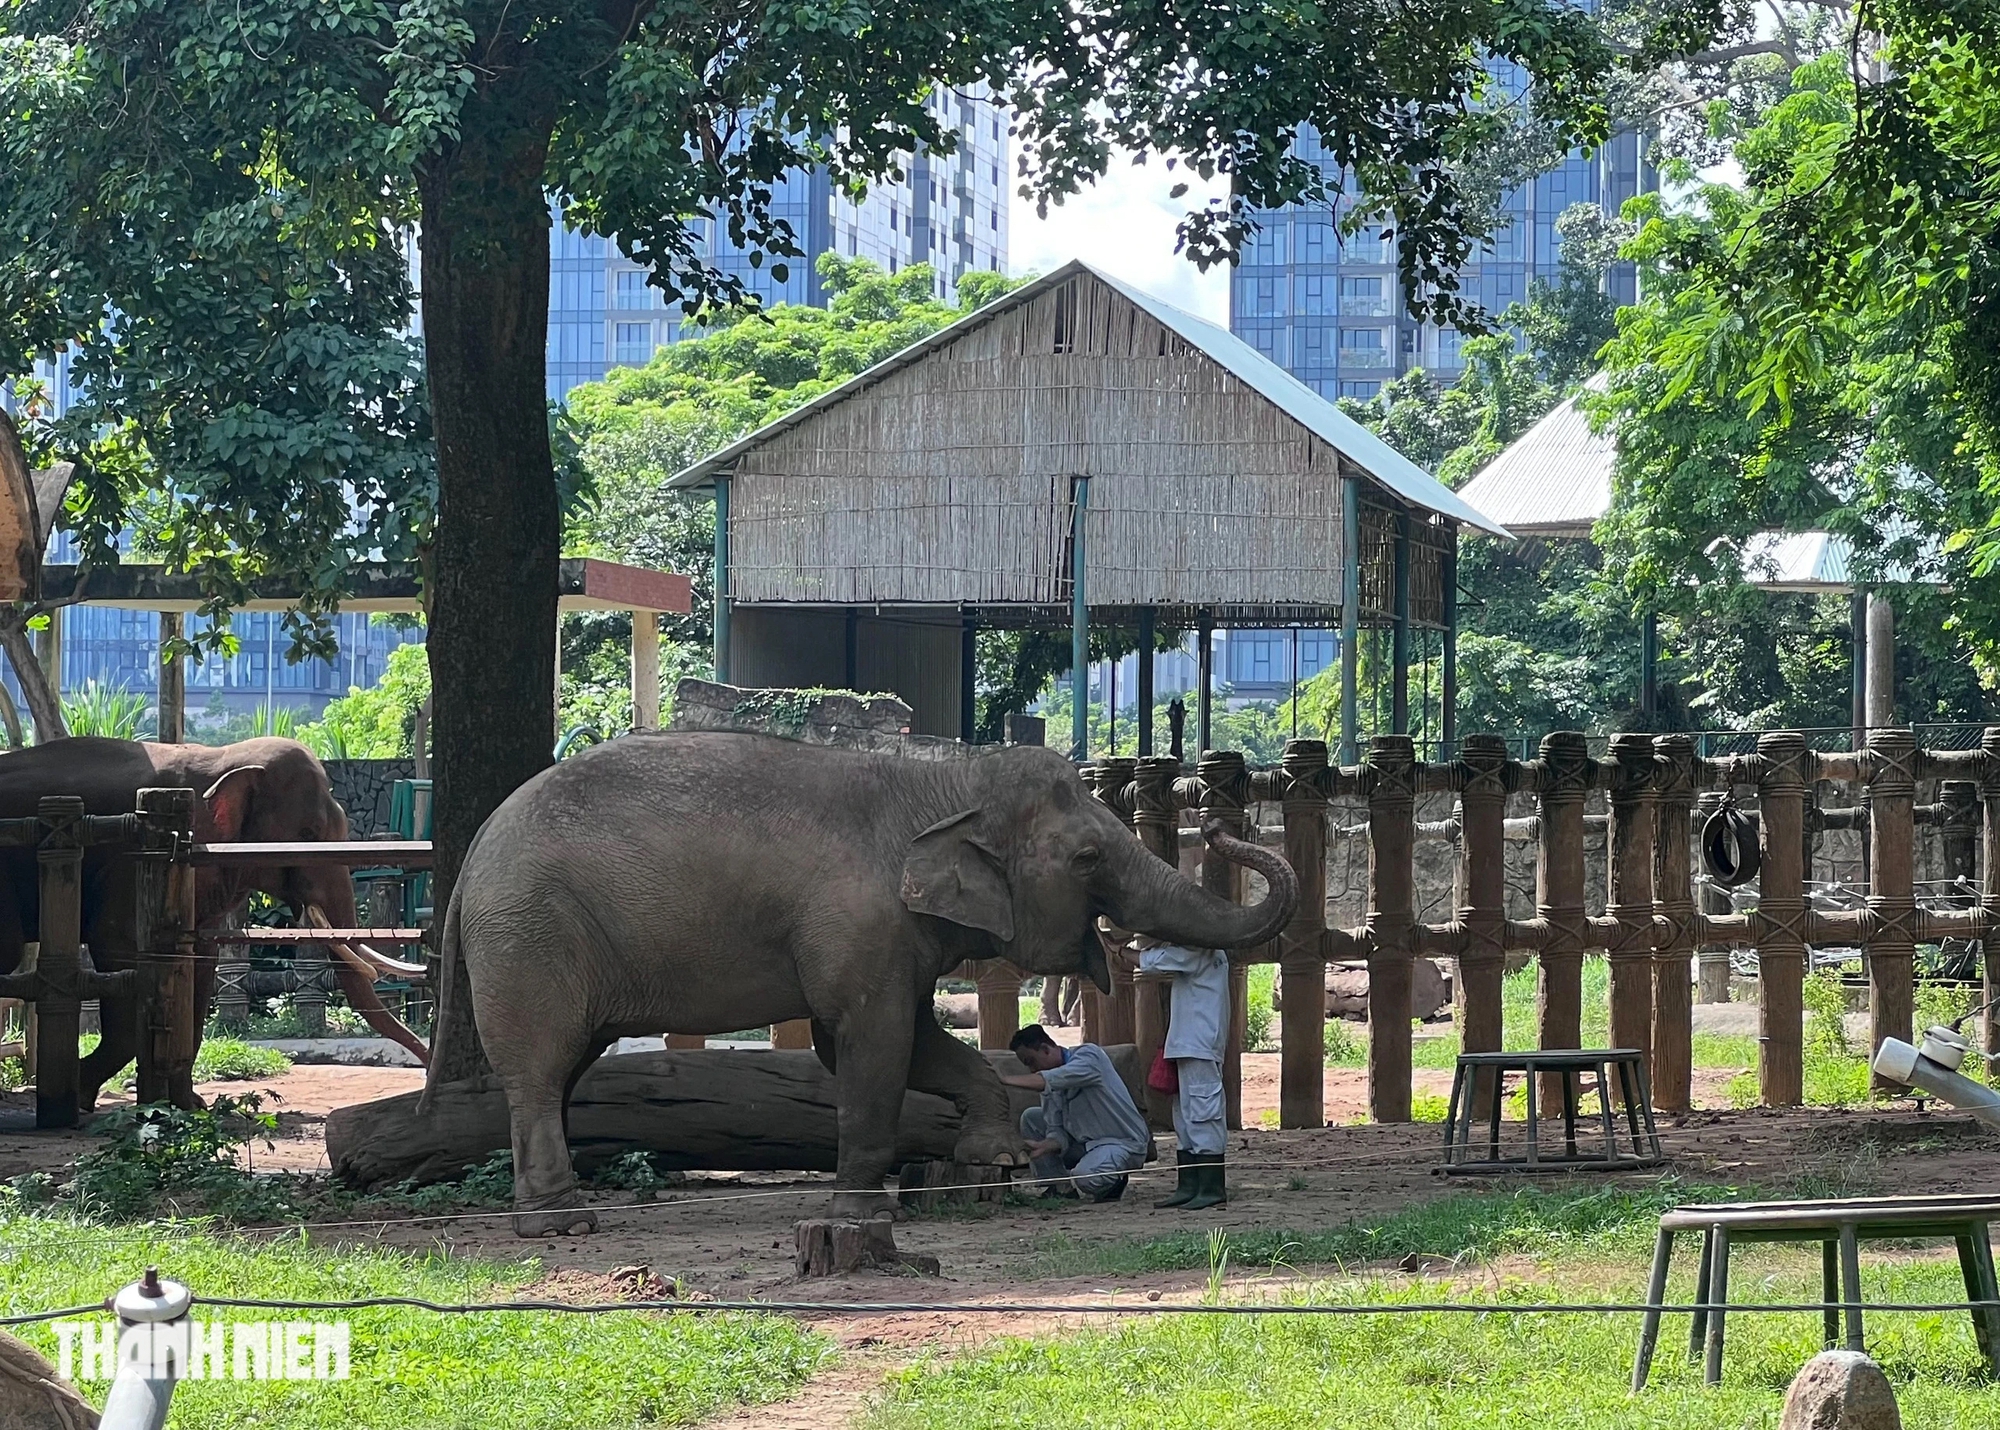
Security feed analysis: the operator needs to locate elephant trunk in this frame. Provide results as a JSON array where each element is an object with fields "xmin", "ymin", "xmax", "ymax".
[{"xmin": 1106, "ymin": 819, "xmax": 1298, "ymax": 951}]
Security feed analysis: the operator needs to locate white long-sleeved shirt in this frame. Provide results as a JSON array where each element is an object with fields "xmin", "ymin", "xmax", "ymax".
[{"xmin": 1138, "ymin": 942, "xmax": 1230, "ymax": 1063}]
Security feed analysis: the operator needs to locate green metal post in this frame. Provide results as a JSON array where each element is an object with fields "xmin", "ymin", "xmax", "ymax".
[{"xmin": 1340, "ymin": 476, "xmax": 1360, "ymax": 765}]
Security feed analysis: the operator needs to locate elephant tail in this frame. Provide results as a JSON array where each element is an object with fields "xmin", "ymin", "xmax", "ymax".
[{"xmin": 417, "ymin": 882, "xmax": 465, "ymax": 1116}]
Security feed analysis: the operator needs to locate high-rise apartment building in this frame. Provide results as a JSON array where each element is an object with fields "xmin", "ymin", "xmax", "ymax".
[
  {"xmin": 1230, "ymin": 123, "xmax": 1651, "ymax": 402},
  {"xmin": 549, "ymin": 86, "xmax": 1013, "ymax": 400}
]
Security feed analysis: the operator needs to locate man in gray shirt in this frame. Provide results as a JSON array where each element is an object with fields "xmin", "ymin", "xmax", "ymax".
[{"xmin": 1000, "ymin": 1025, "xmax": 1152, "ymax": 1202}]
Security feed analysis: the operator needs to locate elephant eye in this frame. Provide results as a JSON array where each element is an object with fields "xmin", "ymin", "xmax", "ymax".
[{"xmin": 1070, "ymin": 845, "xmax": 1103, "ymax": 876}]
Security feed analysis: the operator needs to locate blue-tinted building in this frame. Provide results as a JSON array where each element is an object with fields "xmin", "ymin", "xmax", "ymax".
[
  {"xmin": 547, "ymin": 86, "xmax": 1013, "ymax": 400},
  {"xmin": 1230, "ymin": 124, "xmax": 1651, "ymax": 402}
]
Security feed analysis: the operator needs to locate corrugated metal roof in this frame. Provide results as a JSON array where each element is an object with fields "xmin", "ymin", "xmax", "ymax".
[
  {"xmin": 1453, "ymin": 374, "xmax": 1615, "ymax": 536},
  {"xmin": 1733, "ymin": 530, "xmax": 1854, "ymax": 591},
  {"xmin": 668, "ymin": 259, "xmax": 1511, "ymax": 538}
]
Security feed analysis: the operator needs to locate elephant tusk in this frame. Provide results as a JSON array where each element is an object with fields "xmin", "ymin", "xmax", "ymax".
[
  {"xmin": 301, "ymin": 904, "xmax": 427, "ymax": 978},
  {"xmin": 351, "ymin": 942, "xmax": 429, "ymax": 978}
]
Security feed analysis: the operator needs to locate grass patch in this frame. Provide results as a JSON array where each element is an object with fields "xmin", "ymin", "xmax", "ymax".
[
  {"xmin": 1018, "ymin": 1182, "xmax": 1701, "ymax": 1279},
  {"xmin": 0, "ymin": 1210, "xmax": 826, "ymax": 1429},
  {"xmin": 871, "ymin": 1253, "xmax": 2000, "ymax": 1429}
]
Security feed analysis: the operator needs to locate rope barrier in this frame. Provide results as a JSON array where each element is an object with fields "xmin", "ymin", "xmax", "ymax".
[{"xmin": 8, "ymin": 1293, "xmax": 2000, "ymax": 1325}]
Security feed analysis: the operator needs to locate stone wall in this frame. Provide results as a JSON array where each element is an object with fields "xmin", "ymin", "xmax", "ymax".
[{"xmin": 325, "ymin": 758, "xmax": 419, "ymax": 837}]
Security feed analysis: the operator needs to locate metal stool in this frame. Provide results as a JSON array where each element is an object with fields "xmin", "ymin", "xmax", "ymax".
[{"xmin": 1441, "ymin": 1048, "xmax": 1662, "ymax": 1173}]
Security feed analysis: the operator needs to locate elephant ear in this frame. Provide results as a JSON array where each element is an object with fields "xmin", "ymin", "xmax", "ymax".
[
  {"xmin": 900, "ymin": 809, "xmax": 1014, "ymax": 942},
  {"xmin": 201, "ymin": 765, "xmax": 266, "ymax": 840}
]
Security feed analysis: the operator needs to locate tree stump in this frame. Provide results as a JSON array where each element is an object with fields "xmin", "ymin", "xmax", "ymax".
[
  {"xmin": 897, "ymin": 1160, "xmax": 1012, "ymax": 1213},
  {"xmin": 794, "ymin": 1219, "xmax": 940, "ymax": 1278}
]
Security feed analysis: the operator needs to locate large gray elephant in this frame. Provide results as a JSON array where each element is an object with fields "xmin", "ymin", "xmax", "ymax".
[
  {"xmin": 431, "ymin": 733, "xmax": 1296, "ymax": 1235},
  {"xmin": 0, "ymin": 736, "xmax": 428, "ymax": 1109}
]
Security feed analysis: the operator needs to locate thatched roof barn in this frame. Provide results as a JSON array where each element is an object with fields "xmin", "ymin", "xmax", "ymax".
[{"xmin": 672, "ymin": 260, "xmax": 1509, "ymax": 750}]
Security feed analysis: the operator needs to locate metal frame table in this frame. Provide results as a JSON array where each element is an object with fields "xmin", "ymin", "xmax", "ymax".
[
  {"xmin": 1631, "ymin": 1193, "xmax": 2000, "ymax": 1388},
  {"xmin": 1441, "ymin": 1048, "xmax": 1663, "ymax": 1173}
]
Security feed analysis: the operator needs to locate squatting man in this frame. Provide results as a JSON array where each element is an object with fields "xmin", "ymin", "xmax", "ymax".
[
  {"xmin": 999, "ymin": 1024, "xmax": 1150, "ymax": 1201},
  {"xmin": 997, "ymin": 930, "xmax": 1231, "ymax": 1210}
]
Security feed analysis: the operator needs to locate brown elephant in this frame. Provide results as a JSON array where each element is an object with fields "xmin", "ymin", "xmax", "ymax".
[
  {"xmin": 0, "ymin": 736, "xmax": 427, "ymax": 1110},
  {"xmin": 431, "ymin": 733, "xmax": 1295, "ymax": 1235}
]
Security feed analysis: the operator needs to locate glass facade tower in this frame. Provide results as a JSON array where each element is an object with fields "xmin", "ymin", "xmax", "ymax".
[
  {"xmin": 548, "ymin": 86, "xmax": 1013, "ymax": 400},
  {"xmin": 1230, "ymin": 123, "xmax": 1652, "ymax": 402}
]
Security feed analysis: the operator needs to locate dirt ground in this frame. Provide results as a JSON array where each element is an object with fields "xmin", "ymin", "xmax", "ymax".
[{"xmin": 8, "ymin": 1053, "xmax": 1999, "ymax": 1428}]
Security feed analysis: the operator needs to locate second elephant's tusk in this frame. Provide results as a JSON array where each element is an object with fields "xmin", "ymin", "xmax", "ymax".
[
  {"xmin": 350, "ymin": 941, "xmax": 428, "ymax": 978},
  {"xmin": 302, "ymin": 904, "xmax": 428, "ymax": 979}
]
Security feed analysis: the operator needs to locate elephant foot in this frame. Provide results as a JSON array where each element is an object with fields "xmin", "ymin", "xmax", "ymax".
[
  {"xmin": 953, "ymin": 1124, "xmax": 1028, "ymax": 1168},
  {"xmin": 830, "ymin": 1189, "xmax": 903, "ymax": 1222},
  {"xmin": 512, "ymin": 1206, "xmax": 599, "ymax": 1238}
]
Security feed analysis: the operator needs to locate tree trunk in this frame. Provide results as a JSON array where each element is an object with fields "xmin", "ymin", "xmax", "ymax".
[
  {"xmin": 0, "ymin": 612, "xmax": 64, "ymax": 742},
  {"xmin": 417, "ymin": 117, "xmax": 562, "ymax": 1082},
  {"xmin": 326, "ymin": 1044, "xmax": 1150, "ymax": 1188}
]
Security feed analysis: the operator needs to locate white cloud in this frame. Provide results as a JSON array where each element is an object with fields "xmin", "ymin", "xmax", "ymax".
[{"xmin": 1007, "ymin": 154, "xmax": 1231, "ymax": 323}]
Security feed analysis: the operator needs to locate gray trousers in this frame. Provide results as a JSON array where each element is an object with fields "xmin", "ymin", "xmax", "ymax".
[
  {"xmin": 1020, "ymin": 1107, "xmax": 1146, "ymax": 1195},
  {"xmin": 1172, "ymin": 1057, "xmax": 1226, "ymax": 1155}
]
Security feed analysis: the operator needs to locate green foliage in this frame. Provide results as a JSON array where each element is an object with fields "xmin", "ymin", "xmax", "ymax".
[
  {"xmin": 64, "ymin": 1096, "xmax": 299, "ymax": 1223},
  {"xmin": 0, "ymin": 1210, "xmax": 826, "ymax": 1429},
  {"xmin": 1245, "ymin": 964, "xmax": 1276, "ymax": 1052},
  {"xmin": 60, "ymin": 680, "xmax": 151, "ymax": 740},
  {"xmin": 891, "ymin": 1250, "xmax": 2000, "ymax": 1427},
  {"xmin": 297, "ymin": 642, "xmax": 432, "ymax": 759},
  {"xmin": 1324, "ymin": 1019, "xmax": 1364, "ymax": 1067},
  {"xmin": 1596, "ymin": 43, "xmax": 2000, "ymax": 688}
]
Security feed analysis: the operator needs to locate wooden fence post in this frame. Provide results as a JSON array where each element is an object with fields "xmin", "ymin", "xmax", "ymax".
[
  {"xmin": 1534, "ymin": 732, "xmax": 1591, "ymax": 1112},
  {"xmin": 1865, "ymin": 726, "xmax": 1916, "ymax": 1090},
  {"xmin": 1757, "ymin": 731, "xmax": 1810, "ymax": 1106},
  {"xmin": 133, "ymin": 787, "xmax": 193, "ymax": 1106},
  {"xmin": 1198, "ymin": 751, "xmax": 1251, "ymax": 1129},
  {"xmin": 1606, "ymin": 733, "xmax": 1658, "ymax": 1079},
  {"xmin": 1130, "ymin": 756, "xmax": 1180, "ymax": 1130},
  {"xmin": 1980, "ymin": 729, "xmax": 2000, "ymax": 1079},
  {"xmin": 974, "ymin": 963, "xmax": 1021, "ymax": 1050},
  {"xmin": 1456, "ymin": 734, "xmax": 1510, "ymax": 1123},
  {"xmin": 1278, "ymin": 739, "xmax": 1329, "ymax": 1129},
  {"xmin": 1087, "ymin": 758, "xmax": 1138, "ymax": 1046},
  {"xmin": 33, "ymin": 796, "xmax": 86, "ymax": 1128},
  {"xmin": 1365, "ymin": 734, "xmax": 1417, "ymax": 1123},
  {"xmin": 1650, "ymin": 734, "xmax": 1697, "ymax": 1112}
]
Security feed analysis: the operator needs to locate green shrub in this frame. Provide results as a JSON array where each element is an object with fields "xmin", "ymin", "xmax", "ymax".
[
  {"xmin": 1324, "ymin": 1019, "xmax": 1364, "ymax": 1066},
  {"xmin": 193, "ymin": 1037, "xmax": 292, "ymax": 1081},
  {"xmin": 1410, "ymin": 1092, "xmax": 1450, "ymax": 1123},
  {"xmin": 66, "ymin": 1096, "xmax": 301, "ymax": 1223},
  {"xmin": 1246, "ymin": 964, "xmax": 1277, "ymax": 1051}
]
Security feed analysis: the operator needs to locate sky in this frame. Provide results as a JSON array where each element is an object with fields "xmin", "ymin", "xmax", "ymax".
[{"xmin": 1007, "ymin": 157, "xmax": 1232, "ymax": 322}]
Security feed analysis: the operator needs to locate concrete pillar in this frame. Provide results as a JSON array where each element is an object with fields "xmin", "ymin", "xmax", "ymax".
[
  {"xmin": 1278, "ymin": 739, "xmax": 1329, "ymax": 1128},
  {"xmin": 1866, "ymin": 726, "xmax": 1915, "ymax": 1090},
  {"xmin": 1651, "ymin": 735, "xmax": 1697, "ymax": 1111},
  {"xmin": 1457, "ymin": 735, "xmax": 1509, "ymax": 1122},
  {"xmin": 1198, "ymin": 751, "xmax": 1250, "ymax": 1128},
  {"xmin": 630, "ymin": 609, "xmax": 660, "ymax": 731},
  {"xmin": 1757, "ymin": 731, "xmax": 1811, "ymax": 1106},
  {"xmin": 1535, "ymin": 732, "xmax": 1591, "ymax": 1113},
  {"xmin": 1606, "ymin": 733, "xmax": 1658, "ymax": 1075},
  {"xmin": 1365, "ymin": 734, "xmax": 1417, "ymax": 1122}
]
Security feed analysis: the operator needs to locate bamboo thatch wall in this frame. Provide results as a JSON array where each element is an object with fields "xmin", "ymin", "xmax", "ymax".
[{"xmin": 729, "ymin": 270, "xmax": 1437, "ymax": 618}]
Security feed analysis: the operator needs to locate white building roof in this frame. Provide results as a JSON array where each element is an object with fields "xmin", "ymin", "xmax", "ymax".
[
  {"xmin": 670, "ymin": 259, "xmax": 1511, "ymax": 539},
  {"xmin": 1452, "ymin": 374, "xmax": 1615, "ymax": 536}
]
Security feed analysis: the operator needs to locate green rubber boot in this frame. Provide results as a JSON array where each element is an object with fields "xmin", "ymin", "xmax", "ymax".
[
  {"xmin": 1153, "ymin": 1148, "xmax": 1197, "ymax": 1208},
  {"xmin": 1182, "ymin": 1154, "xmax": 1227, "ymax": 1210}
]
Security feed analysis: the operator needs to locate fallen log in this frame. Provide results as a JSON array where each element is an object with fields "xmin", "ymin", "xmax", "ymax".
[{"xmin": 327, "ymin": 1044, "xmax": 1145, "ymax": 1190}]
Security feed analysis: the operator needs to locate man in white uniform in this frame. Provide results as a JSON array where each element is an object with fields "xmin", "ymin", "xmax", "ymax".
[
  {"xmin": 1135, "ymin": 936, "xmax": 1229, "ymax": 1209},
  {"xmin": 1000, "ymin": 1024, "xmax": 1152, "ymax": 1201}
]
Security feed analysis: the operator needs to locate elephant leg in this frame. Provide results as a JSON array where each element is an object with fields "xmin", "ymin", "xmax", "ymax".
[
  {"xmin": 828, "ymin": 1008, "xmax": 916, "ymax": 1221},
  {"xmin": 907, "ymin": 1008, "xmax": 1025, "ymax": 1168},
  {"xmin": 493, "ymin": 1018, "xmax": 601, "ymax": 1238},
  {"xmin": 77, "ymin": 996, "xmax": 138, "ymax": 1112}
]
